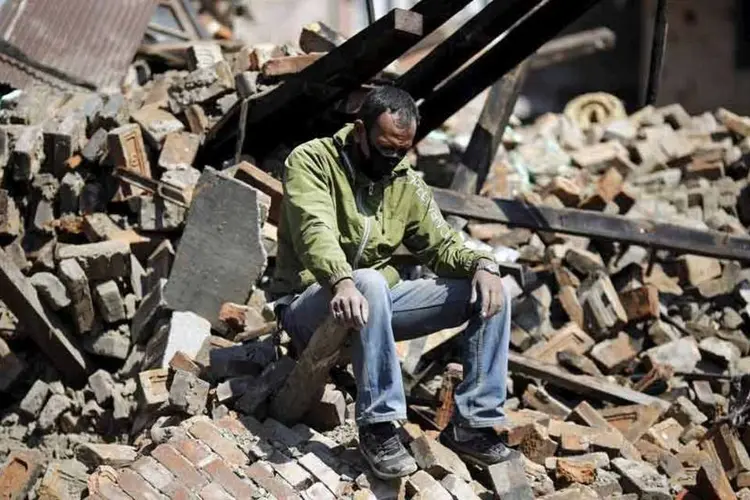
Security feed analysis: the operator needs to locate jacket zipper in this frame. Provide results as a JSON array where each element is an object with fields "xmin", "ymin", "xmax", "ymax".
[{"xmin": 353, "ymin": 185, "xmax": 373, "ymax": 269}]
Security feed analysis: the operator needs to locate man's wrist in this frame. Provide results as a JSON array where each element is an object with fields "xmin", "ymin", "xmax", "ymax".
[
  {"xmin": 474, "ymin": 258, "xmax": 501, "ymax": 276},
  {"xmin": 332, "ymin": 277, "xmax": 355, "ymax": 293}
]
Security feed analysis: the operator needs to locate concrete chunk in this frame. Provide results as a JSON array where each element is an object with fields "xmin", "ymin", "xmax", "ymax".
[
  {"xmin": 19, "ymin": 380, "xmax": 51, "ymax": 418},
  {"xmin": 169, "ymin": 369, "xmax": 210, "ymax": 415},
  {"xmin": 611, "ymin": 458, "xmax": 670, "ymax": 500},
  {"xmin": 56, "ymin": 241, "xmax": 131, "ymax": 281},
  {"xmin": 57, "ymin": 258, "xmax": 96, "ymax": 335},
  {"xmin": 38, "ymin": 394, "xmax": 72, "ymax": 431},
  {"xmin": 83, "ymin": 328, "xmax": 131, "ymax": 360},
  {"xmin": 488, "ymin": 459, "xmax": 533, "ymax": 500},
  {"xmin": 131, "ymin": 278, "xmax": 168, "ymax": 344},
  {"xmin": 131, "ymin": 104, "xmax": 185, "ymax": 148},
  {"xmin": 93, "ymin": 280, "xmax": 126, "ymax": 323},
  {"xmin": 137, "ymin": 368, "xmax": 169, "ymax": 407},
  {"xmin": 143, "ymin": 311, "xmax": 211, "ymax": 370},
  {"xmin": 406, "ymin": 470, "xmax": 452, "ymax": 500},
  {"xmin": 164, "ymin": 167, "xmax": 268, "ymax": 330},
  {"xmin": 645, "ymin": 337, "xmax": 701, "ymax": 372},
  {"xmin": 77, "ymin": 443, "xmax": 137, "ymax": 468},
  {"xmin": 29, "ymin": 272, "xmax": 70, "ymax": 311},
  {"xmin": 410, "ymin": 435, "xmax": 471, "ymax": 482},
  {"xmin": 88, "ymin": 369, "xmax": 115, "ymax": 405}
]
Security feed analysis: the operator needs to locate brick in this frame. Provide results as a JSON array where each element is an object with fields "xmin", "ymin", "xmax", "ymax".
[
  {"xmin": 169, "ymin": 351, "xmax": 202, "ymax": 377},
  {"xmin": 138, "ymin": 368, "xmax": 170, "ymax": 407},
  {"xmin": 557, "ymin": 350, "xmax": 602, "ymax": 376},
  {"xmin": 0, "ymin": 189, "xmax": 21, "ymax": 238},
  {"xmin": 169, "ymin": 369, "xmax": 210, "ymax": 416},
  {"xmin": 89, "ymin": 368, "xmax": 116, "ymax": 404},
  {"xmin": 10, "ymin": 125, "xmax": 44, "ymax": 181},
  {"xmin": 132, "ymin": 278, "xmax": 168, "ymax": 343},
  {"xmin": 168, "ymin": 62, "xmax": 234, "ymax": 112},
  {"xmin": 544, "ymin": 177, "xmax": 581, "ymax": 207},
  {"xmin": 188, "ymin": 420, "xmax": 248, "ymax": 467},
  {"xmin": 261, "ymin": 53, "xmax": 325, "ymax": 77},
  {"xmin": 441, "ymin": 473, "xmax": 480, "ymax": 500},
  {"xmin": 93, "ymin": 280, "xmax": 126, "ymax": 323},
  {"xmin": 410, "ymin": 435, "xmax": 471, "ymax": 482},
  {"xmin": 58, "ymin": 258, "xmax": 95, "ymax": 334},
  {"xmin": 518, "ymin": 423, "xmax": 558, "ymax": 465},
  {"xmin": 304, "ymin": 385, "xmax": 346, "ymax": 432},
  {"xmin": 406, "ymin": 470, "xmax": 452, "ymax": 500},
  {"xmin": 203, "ymin": 458, "xmax": 258, "ymax": 498},
  {"xmin": 545, "ymin": 453, "xmax": 610, "ymax": 473},
  {"xmin": 0, "ymin": 450, "xmax": 45, "ymax": 500},
  {"xmin": 579, "ymin": 272, "xmax": 628, "ymax": 338},
  {"xmin": 619, "ymin": 285, "xmax": 659, "ymax": 322},
  {"xmin": 644, "ymin": 418, "xmax": 684, "ymax": 453},
  {"xmin": 36, "ymin": 459, "xmax": 89, "ymax": 500},
  {"xmin": 699, "ymin": 337, "xmax": 741, "ymax": 368},
  {"xmin": 676, "ymin": 255, "xmax": 722, "ymax": 286},
  {"xmin": 556, "ymin": 458, "xmax": 596, "ymax": 485},
  {"xmin": 144, "ymin": 311, "xmax": 212, "ymax": 371},
  {"xmin": 522, "ymin": 323, "xmax": 593, "ymax": 365},
  {"xmin": 298, "ymin": 453, "xmax": 340, "ymax": 495},
  {"xmin": 107, "ymin": 123, "xmax": 151, "ymax": 196},
  {"xmin": 570, "ymin": 141, "xmax": 634, "ymax": 174},
  {"xmin": 717, "ymin": 107, "xmax": 750, "ymax": 136},
  {"xmin": 30, "ymin": 272, "xmax": 70, "ymax": 311},
  {"xmin": 268, "ymin": 451, "xmax": 313, "ymax": 490},
  {"xmin": 590, "ymin": 332, "xmax": 640, "ymax": 374},
  {"xmin": 199, "ymin": 482, "xmax": 233, "ymax": 500},
  {"xmin": 131, "ymin": 104, "xmax": 185, "ymax": 148},
  {"xmin": 57, "ymin": 241, "xmax": 130, "ymax": 281},
  {"xmin": 145, "ymin": 240, "xmax": 175, "ymax": 292},
  {"xmin": 611, "ymin": 458, "xmax": 670, "ymax": 499},
  {"xmin": 172, "ymin": 438, "xmax": 215, "ymax": 468},
  {"xmin": 152, "ymin": 444, "xmax": 208, "ymax": 490},
  {"xmin": 118, "ymin": 469, "xmax": 165, "ymax": 500},
  {"xmin": 38, "ymin": 394, "xmax": 72, "ymax": 431},
  {"xmin": 601, "ymin": 404, "xmax": 664, "ymax": 443},
  {"xmin": 0, "ymin": 338, "xmax": 24, "ymax": 392},
  {"xmin": 77, "ymin": 443, "xmax": 138, "ymax": 468},
  {"xmin": 522, "ymin": 384, "xmax": 571, "ymax": 419},
  {"xmin": 132, "ymin": 456, "xmax": 176, "ymax": 492},
  {"xmin": 261, "ymin": 417, "xmax": 305, "ymax": 448},
  {"xmin": 487, "ymin": 458, "xmax": 533, "ymax": 500},
  {"xmin": 666, "ymin": 396, "xmax": 708, "ymax": 427},
  {"xmin": 83, "ymin": 328, "xmax": 131, "ymax": 360},
  {"xmin": 558, "ymin": 286, "xmax": 584, "ymax": 328},
  {"xmin": 713, "ymin": 424, "xmax": 750, "ymax": 479}
]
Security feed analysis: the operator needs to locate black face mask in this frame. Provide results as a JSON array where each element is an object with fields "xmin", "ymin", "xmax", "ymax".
[{"xmin": 360, "ymin": 133, "xmax": 405, "ymax": 181}]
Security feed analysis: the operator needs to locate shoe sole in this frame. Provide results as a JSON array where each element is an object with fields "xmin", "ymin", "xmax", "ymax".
[{"xmin": 358, "ymin": 443, "xmax": 418, "ymax": 480}]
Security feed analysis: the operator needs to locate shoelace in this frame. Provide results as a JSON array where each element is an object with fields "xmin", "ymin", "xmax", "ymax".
[
  {"xmin": 368, "ymin": 429, "xmax": 404, "ymax": 460},
  {"xmin": 463, "ymin": 429, "xmax": 510, "ymax": 456}
]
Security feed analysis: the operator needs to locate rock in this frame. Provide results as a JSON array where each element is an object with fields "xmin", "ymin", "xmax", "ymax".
[
  {"xmin": 644, "ymin": 337, "xmax": 701, "ymax": 372},
  {"xmin": 58, "ymin": 259, "xmax": 95, "ymax": 334},
  {"xmin": 30, "ymin": 272, "xmax": 70, "ymax": 310},
  {"xmin": 699, "ymin": 337, "xmax": 741, "ymax": 368},
  {"xmin": 88, "ymin": 369, "xmax": 115, "ymax": 405},
  {"xmin": 405, "ymin": 470, "xmax": 452, "ymax": 500},
  {"xmin": 441, "ymin": 474, "xmax": 480, "ymax": 500},
  {"xmin": 305, "ymin": 386, "xmax": 346, "ymax": 431},
  {"xmin": 93, "ymin": 280, "xmax": 126, "ymax": 323},
  {"xmin": 488, "ymin": 458, "xmax": 533, "ymax": 500},
  {"xmin": 56, "ymin": 241, "xmax": 131, "ymax": 281},
  {"xmin": 143, "ymin": 311, "xmax": 211, "ymax": 370},
  {"xmin": 19, "ymin": 380, "xmax": 51, "ymax": 419},
  {"xmin": 611, "ymin": 458, "xmax": 670, "ymax": 500},
  {"xmin": 169, "ymin": 369, "xmax": 210, "ymax": 416},
  {"xmin": 76, "ymin": 443, "xmax": 137, "ymax": 468},
  {"xmin": 556, "ymin": 458, "xmax": 596, "ymax": 485},
  {"xmin": 83, "ymin": 329, "xmax": 131, "ymax": 360},
  {"xmin": 410, "ymin": 435, "xmax": 471, "ymax": 482},
  {"xmin": 38, "ymin": 394, "xmax": 72, "ymax": 431}
]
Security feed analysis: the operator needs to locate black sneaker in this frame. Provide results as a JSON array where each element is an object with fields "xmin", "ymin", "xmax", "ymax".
[
  {"xmin": 358, "ymin": 423, "xmax": 418, "ymax": 480},
  {"xmin": 439, "ymin": 422, "xmax": 521, "ymax": 467}
]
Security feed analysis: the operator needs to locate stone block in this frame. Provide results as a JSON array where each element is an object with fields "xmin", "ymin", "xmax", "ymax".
[
  {"xmin": 137, "ymin": 368, "xmax": 170, "ymax": 407},
  {"xmin": 611, "ymin": 458, "xmax": 670, "ymax": 500},
  {"xmin": 143, "ymin": 311, "xmax": 211, "ymax": 370},
  {"xmin": 164, "ymin": 167, "xmax": 268, "ymax": 330},
  {"xmin": 158, "ymin": 131, "xmax": 201, "ymax": 171},
  {"xmin": 29, "ymin": 272, "xmax": 70, "ymax": 311},
  {"xmin": 488, "ymin": 458, "xmax": 534, "ymax": 500},
  {"xmin": 169, "ymin": 369, "xmax": 210, "ymax": 415},
  {"xmin": 10, "ymin": 125, "xmax": 44, "ymax": 181},
  {"xmin": 19, "ymin": 380, "xmax": 51, "ymax": 419},
  {"xmin": 76, "ymin": 443, "xmax": 137, "ymax": 468},
  {"xmin": 88, "ymin": 369, "xmax": 115, "ymax": 405},
  {"xmin": 410, "ymin": 435, "xmax": 471, "ymax": 482},
  {"xmin": 38, "ymin": 394, "xmax": 72, "ymax": 431},
  {"xmin": 130, "ymin": 104, "xmax": 185, "ymax": 148},
  {"xmin": 57, "ymin": 241, "xmax": 131, "ymax": 281},
  {"xmin": 644, "ymin": 337, "xmax": 701, "ymax": 372},
  {"xmin": 406, "ymin": 470, "xmax": 452, "ymax": 500},
  {"xmin": 131, "ymin": 278, "xmax": 168, "ymax": 344},
  {"xmin": 93, "ymin": 280, "xmax": 126, "ymax": 323}
]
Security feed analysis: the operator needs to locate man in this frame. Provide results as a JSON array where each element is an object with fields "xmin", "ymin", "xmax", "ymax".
[{"xmin": 273, "ymin": 86, "xmax": 518, "ymax": 479}]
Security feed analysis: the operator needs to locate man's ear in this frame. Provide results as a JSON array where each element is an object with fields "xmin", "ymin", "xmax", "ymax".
[{"xmin": 353, "ymin": 119, "xmax": 365, "ymax": 143}]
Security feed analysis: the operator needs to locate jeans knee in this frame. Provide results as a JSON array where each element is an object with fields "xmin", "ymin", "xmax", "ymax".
[{"xmin": 353, "ymin": 269, "xmax": 389, "ymax": 297}]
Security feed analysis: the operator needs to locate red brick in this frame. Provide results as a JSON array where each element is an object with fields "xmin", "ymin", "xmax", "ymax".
[
  {"xmin": 172, "ymin": 438, "xmax": 215, "ymax": 468},
  {"xmin": 200, "ymin": 482, "xmax": 233, "ymax": 500},
  {"xmin": 203, "ymin": 458, "xmax": 258, "ymax": 498},
  {"xmin": 189, "ymin": 421, "xmax": 248, "ymax": 467},
  {"xmin": 118, "ymin": 469, "xmax": 165, "ymax": 500},
  {"xmin": 0, "ymin": 450, "xmax": 45, "ymax": 500},
  {"xmin": 168, "ymin": 484, "xmax": 200, "ymax": 500},
  {"xmin": 152, "ymin": 444, "xmax": 208, "ymax": 490},
  {"xmin": 245, "ymin": 462, "xmax": 300, "ymax": 500}
]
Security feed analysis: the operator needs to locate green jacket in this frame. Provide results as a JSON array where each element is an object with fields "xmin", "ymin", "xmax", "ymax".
[{"xmin": 272, "ymin": 124, "xmax": 493, "ymax": 295}]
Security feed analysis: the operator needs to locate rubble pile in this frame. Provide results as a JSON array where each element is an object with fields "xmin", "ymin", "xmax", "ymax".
[{"xmin": 3, "ymin": 5, "xmax": 750, "ymax": 500}]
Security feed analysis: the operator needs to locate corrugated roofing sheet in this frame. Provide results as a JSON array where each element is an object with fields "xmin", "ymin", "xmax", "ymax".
[{"xmin": 0, "ymin": 0, "xmax": 158, "ymax": 90}]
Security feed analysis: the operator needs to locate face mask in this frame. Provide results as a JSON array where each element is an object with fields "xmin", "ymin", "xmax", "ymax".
[{"xmin": 360, "ymin": 131, "xmax": 406, "ymax": 181}]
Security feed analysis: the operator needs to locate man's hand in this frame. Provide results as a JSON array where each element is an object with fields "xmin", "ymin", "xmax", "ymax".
[
  {"xmin": 471, "ymin": 259, "xmax": 505, "ymax": 319},
  {"xmin": 330, "ymin": 278, "xmax": 369, "ymax": 329}
]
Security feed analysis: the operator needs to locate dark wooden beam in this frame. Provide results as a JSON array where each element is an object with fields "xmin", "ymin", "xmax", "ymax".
[
  {"xmin": 396, "ymin": 0, "xmax": 536, "ymax": 101},
  {"xmin": 269, "ymin": 317, "xmax": 350, "ymax": 425},
  {"xmin": 530, "ymin": 26, "xmax": 616, "ymax": 70},
  {"xmin": 432, "ymin": 188, "xmax": 750, "ymax": 262},
  {"xmin": 416, "ymin": 0, "xmax": 605, "ymax": 140},
  {"xmin": 508, "ymin": 352, "xmax": 670, "ymax": 411},
  {"xmin": 451, "ymin": 61, "xmax": 530, "ymax": 195}
]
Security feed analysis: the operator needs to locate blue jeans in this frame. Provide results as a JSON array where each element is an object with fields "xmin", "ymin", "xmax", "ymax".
[{"xmin": 279, "ymin": 269, "xmax": 511, "ymax": 428}]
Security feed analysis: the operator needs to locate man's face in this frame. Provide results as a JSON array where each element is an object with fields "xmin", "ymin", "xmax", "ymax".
[{"xmin": 354, "ymin": 111, "xmax": 416, "ymax": 180}]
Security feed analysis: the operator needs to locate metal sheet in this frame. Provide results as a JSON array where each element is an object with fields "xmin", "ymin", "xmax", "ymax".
[{"xmin": 0, "ymin": 0, "xmax": 158, "ymax": 90}]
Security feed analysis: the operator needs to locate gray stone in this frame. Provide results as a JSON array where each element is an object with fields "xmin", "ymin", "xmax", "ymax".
[
  {"xmin": 161, "ymin": 166, "xmax": 201, "ymax": 190},
  {"xmin": 298, "ymin": 452, "xmax": 341, "ymax": 495},
  {"xmin": 488, "ymin": 459, "xmax": 533, "ymax": 500},
  {"xmin": 58, "ymin": 259, "xmax": 95, "ymax": 334},
  {"xmin": 441, "ymin": 474, "xmax": 480, "ymax": 500},
  {"xmin": 38, "ymin": 394, "xmax": 72, "ymax": 431},
  {"xmin": 590, "ymin": 469, "xmax": 623, "ymax": 498},
  {"xmin": 143, "ymin": 311, "xmax": 211, "ymax": 370},
  {"xmin": 136, "ymin": 196, "xmax": 186, "ymax": 231},
  {"xmin": 59, "ymin": 171, "xmax": 85, "ymax": 214},
  {"xmin": 699, "ymin": 337, "xmax": 741, "ymax": 368},
  {"xmin": 56, "ymin": 241, "xmax": 131, "ymax": 281},
  {"xmin": 611, "ymin": 458, "xmax": 670, "ymax": 500},
  {"xmin": 268, "ymin": 450, "xmax": 313, "ymax": 490},
  {"xmin": 81, "ymin": 128, "xmax": 108, "ymax": 163},
  {"xmin": 722, "ymin": 307, "xmax": 744, "ymax": 330},
  {"xmin": 644, "ymin": 337, "xmax": 701, "ymax": 372},
  {"xmin": 88, "ymin": 369, "xmax": 115, "ymax": 405},
  {"xmin": 10, "ymin": 125, "xmax": 44, "ymax": 181},
  {"xmin": 406, "ymin": 470, "xmax": 452, "ymax": 500},
  {"xmin": 131, "ymin": 278, "xmax": 168, "ymax": 344},
  {"xmin": 262, "ymin": 418, "xmax": 305, "ymax": 448},
  {"xmin": 19, "ymin": 380, "xmax": 51, "ymax": 419},
  {"xmin": 168, "ymin": 61, "xmax": 235, "ymax": 111},
  {"xmin": 131, "ymin": 456, "xmax": 175, "ymax": 492},
  {"xmin": 164, "ymin": 167, "xmax": 268, "ymax": 331},
  {"xmin": 32, "ymin": 199, "xmax": 55, "ymax": 234},
  {"xmin": 207, "ymin": 338, "xmax": 276, "ymax": 380},
  {"xmin": 83, "ymin": 329, "xmax": 130, "ymax": 360},
  {"xmin": 77, "ymin": 443, "xmax": 137, "ymax": 468},
  {"xmin": 92, "ymin": 280, "xmax": 126, "ymax": 323},
  {"xmin": 30, "ymin": 272, "xmax": 70, "ymax": 310},
  {"xmin": 168, "ymin": 369, "xmax": 209, "ymax": 415},
  {"xmin": 129, "ymin": 255, "xmax": 145, "ymax": 300},
  {"xmin": 124, "ymin": 293, "xmax": 137, "ymax": 320},
  {"xmin": 98, "ymin": 94, "xmax": 129, "ymax": 130},
  {"xmin": 130, "ymin": 105, "xmax": 184, "ymax": 147},
  {"xmin": 410, "ymin": 436, "xmax": 471, "ymax": 482}
]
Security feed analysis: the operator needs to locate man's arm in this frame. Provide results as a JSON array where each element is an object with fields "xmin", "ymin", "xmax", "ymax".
[{"xmin": 284, "ymin": 146, "xmax": 353, "ymax": 289}]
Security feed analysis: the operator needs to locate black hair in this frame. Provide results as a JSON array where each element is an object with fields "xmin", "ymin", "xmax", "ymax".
[{"xmin": 357, "ymin": 85, "xmax": 420, "ymax": 131}]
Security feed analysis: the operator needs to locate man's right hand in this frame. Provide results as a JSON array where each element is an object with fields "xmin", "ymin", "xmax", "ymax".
[{"xmin": 330, "ymin": 278, "xmax": 369, "ymax": 329}]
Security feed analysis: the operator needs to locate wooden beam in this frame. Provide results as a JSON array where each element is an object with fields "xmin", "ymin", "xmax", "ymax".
[
  {"xmin": 0, "ymin": 249, "xmax": 90, "ymax": 386},
  {"xmin": 416, "ymin": 0, "xmax": 605, "ymax": 139},
  {"xmin": 451, "ymin": 61, "xmax": 530, "ymax": 195},
  {"xmin": 396, "ymin": 0, "xmax": 536, "ymax": 101},
  {"xmin": 508, "ymin": 352, "xmax": 670, "ymax": 411},
  {"xmin": 269, "ymin": 317, "xmax": 350, "ymax": 425},
  {"xmin": 530, "ymin": 27, "xmax": 616, "ymax": 70},
  {"xmin": 432, "ymin": 188, "xmax": 750, "ymax": 262}
]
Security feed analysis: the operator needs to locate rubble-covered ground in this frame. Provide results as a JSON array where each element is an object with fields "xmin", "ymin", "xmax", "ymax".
[{"xmin": 6, "ymin": 15, "xmax": 750, "ymax": 500}]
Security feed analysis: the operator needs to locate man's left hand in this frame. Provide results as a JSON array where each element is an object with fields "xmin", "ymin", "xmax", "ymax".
[{"xmin": 471, "ymin": 259, "xmax": 505, "ymax": 319}]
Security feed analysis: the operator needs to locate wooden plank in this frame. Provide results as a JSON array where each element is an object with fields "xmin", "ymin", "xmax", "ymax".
[
  {"xmin": 0, "ymin": 249, "xmax": 89, "ymax": 386},
  {"xmin": 530, "ymin": 27, "xmax": 616, "ymax": 70},
  {"xmin": 269, "ymin": 317, "xmax": 350, "ymax": 425},
  {"xmin": 416, "ymin": 0, "xmax": 604, "ymax": 139},
  {"xmin": 507, "ymin": 352, "xmax": 670, "ymax": 411},
  {"xmin": 433, "ymin": 188, "xmax": 750, "ymax": 262},
  {"xmin": 261, "ymin": 53, "xmax": 325, "ymax": 77}
]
